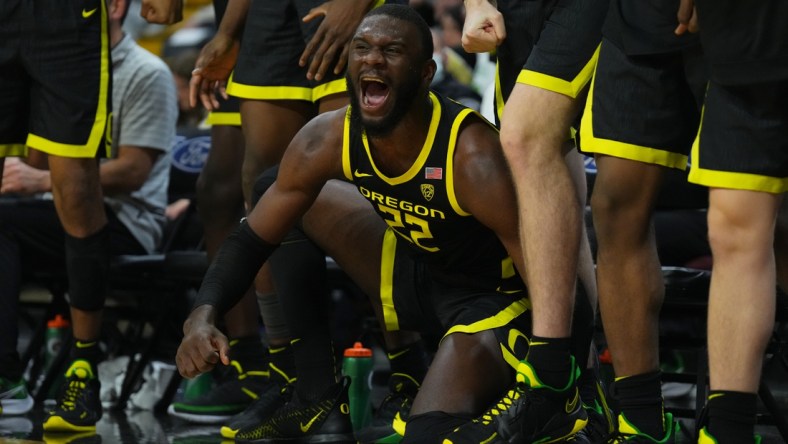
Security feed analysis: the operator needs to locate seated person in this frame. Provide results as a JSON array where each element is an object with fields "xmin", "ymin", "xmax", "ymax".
[
  {"xmin": 0, "ymin": 0, "xmax": 177, "ymax": 429},
  {"xmin": 175, "ymin": 5, "xmax": 604, "ymax": 443}
]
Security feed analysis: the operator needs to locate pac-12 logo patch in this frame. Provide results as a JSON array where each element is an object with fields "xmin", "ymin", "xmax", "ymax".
[{"xmin": 421, "ymin": 184, "xmax": 435, "ymax": 201}]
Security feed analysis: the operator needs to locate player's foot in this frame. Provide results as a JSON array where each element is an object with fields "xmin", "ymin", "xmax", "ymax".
[
  {"xmin": 219, "ymin": 383, "xmax": 292, "ymax": 439},
  {"xmin": 569, "ymin": 377, "xmax": 616, "ymax": 443},
  {"xmin": 0, "ymin": 376, "xmax": 34, "ymax": 416},
  {"xmin": 607, "ymin": 412, "xmax": 677, "ymax": 443},
  {"xmin": 235, "ymin": 377, "xmax": 355, "ymax": 443},
  {"xmin": 43, "ymin": 360, "xmax": 103, "ymax": 432},
  {"xmin": 356, "ymin": 372, "xmax": 420, "ymax": 443},
  {"xmin": 168, "ymin": 359, "xmax": 271, "ymax": 424},
  {"xmin": 443, "ymin": 356, "xmax": 588, "ymax": 443}
]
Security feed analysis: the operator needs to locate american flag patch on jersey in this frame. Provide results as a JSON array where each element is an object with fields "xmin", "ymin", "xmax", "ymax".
[{"xmin": 425, "ymin": 167, "xmax": 443, "ymax": 180}]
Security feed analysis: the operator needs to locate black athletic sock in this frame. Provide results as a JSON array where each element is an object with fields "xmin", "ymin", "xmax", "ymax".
[
  {"xmin": 269, "ymin": 227, "xmax": 335, "ymax": 402},
  {"xmin": 612, "ymin": 371, "xmax": 665, "ymax": 438},
  {"xmin": 386, "ymin": 340, "xmax": 429, "ymax": 385},
  {"xmin": 577, "ymin": 366, "xmax": 602, "ymax": 406},
  {"xmin": 525, "ymin": 336, "xmax": 572, "ymax": 389},
  {"xmin": 291, "ymin": 337, "xmax": 337, "ymax": 401},
  {"xmin": 69, "ymin": 339, "xmax": 103, "ymax": 373},
  {"xmin": 706, "ymin": 390, "xmax": 757, "ymax": 444},
  {"xmin": 228, "ymin": 335, "xmax": 269, "ymax": 373},
  {"xmin": 268, "ymin": 343, "xmax": 296, "ymax": 385}
]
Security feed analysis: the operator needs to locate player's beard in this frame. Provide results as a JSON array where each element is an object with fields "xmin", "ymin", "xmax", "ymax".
[{"xmin": 346, "ymin": 69, "xmax": 422, "ymax": 137}]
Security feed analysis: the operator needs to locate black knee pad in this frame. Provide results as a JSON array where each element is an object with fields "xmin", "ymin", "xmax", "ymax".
[
  {"xmin": 251, "ymin": 165, "xmax": 280, "ymax": 205},
  {"xmin": 401, "ymin": 411, "xmax": 471, "ymax": 444},
  {"xmin": 64, "ymin": 226, "xmax": 110, "ymax": 312}
]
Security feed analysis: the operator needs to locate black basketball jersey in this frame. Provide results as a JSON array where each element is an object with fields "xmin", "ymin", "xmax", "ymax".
[{"xmin": 342, "ymin": 92, "xmax": 526, "ymax": 294}]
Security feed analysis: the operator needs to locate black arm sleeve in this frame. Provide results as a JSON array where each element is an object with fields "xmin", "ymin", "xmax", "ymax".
[{"xmin": 192, "ymin": 219, "xmax": 279, "ymax": 316}]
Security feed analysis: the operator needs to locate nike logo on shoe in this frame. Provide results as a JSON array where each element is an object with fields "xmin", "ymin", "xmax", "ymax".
[
  {"xmin": 565, "ymin": 390, "xmax": 579, "ymax": 413},
  {"xmin": 299, "ymin": 409, "xmax": 324, "ymax": 433}
]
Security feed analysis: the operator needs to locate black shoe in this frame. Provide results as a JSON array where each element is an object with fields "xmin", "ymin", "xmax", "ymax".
[
  {"xmin": 443, "ymin": 357, "xmax": 588, "ymax": 443},
  {"xmin": 606, "ymin": 412, "xmax": 677, "ymax": 443},
  {"xmin": 220, "ymin": 384, "xmax": 293, "ymax": 439},
  {"xmin": 168, "ymin": 360, "xmax": 272, "ymax": 424},
  {"xmin": 356, "ymin": 372, "xmax": 419, "ymax": 443},
  {"xmin": 235, "ymin": 377, "xmax": 355, "ymax": 443},
  {"xmin": 569, "ymin": 376, "xmax": 616, "ymax": 443},
  {"xmin": 43, "ymin": 360, "xmax": 103, "ymax": 433}
]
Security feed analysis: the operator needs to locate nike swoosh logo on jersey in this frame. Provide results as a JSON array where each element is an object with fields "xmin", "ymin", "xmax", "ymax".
[
  {"xmin": 82, "ymin": 7, "xmax": 98, "ymax": 18},
  {"xmin": 299, "ymin": 409, "xmax": 324, "ymax": 433},
  {"xmin": 354, "ymin": 169, "xmax": 373, "ymax": 178}
]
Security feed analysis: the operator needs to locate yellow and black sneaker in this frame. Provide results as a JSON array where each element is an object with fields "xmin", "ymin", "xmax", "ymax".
[
  {"xmin": 697, "ymin": 427, "xmax": 761, "ymax": 444},
  {"xmin": 356, "ymin": 372, "xmax": 420, "ymax": 444},
  {"xmin": 444, "ymin": 356, "xmax": 588, "ymax": 444},
  {"xmin": 607, "ymin": 412, "xmax": 677, "ymax": 443},
  {"xmin": 43, "ymin": 360, "xmax": 102, "ymax": 432},
  {"xmin": 569, "ymin": 378, "xmax": 616, "ymax": 443},
  {"xmin": 168, "ymin": 359, "xmax": 271, "ymax": 424},
  {"xmin": 235, "ymin": 377, "xmax": 355, "ymax": 443},
  {"xmin": 220, "ymin": 384, "xmax": 293, "ymax": 439}
]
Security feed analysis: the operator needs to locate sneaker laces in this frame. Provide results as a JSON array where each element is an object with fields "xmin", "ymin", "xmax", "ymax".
[
  {"xmin": 475, "ymin": 385, "xmax": 523, "ymax": 425},
  {"xmin": 58, "ymin": 378, "xmax": 88, "ymax": 412}
]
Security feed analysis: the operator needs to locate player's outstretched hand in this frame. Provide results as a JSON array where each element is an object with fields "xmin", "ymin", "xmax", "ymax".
[
  {"xmin": 189, "ymin": 33, "xmax": 240, "ymax": 111},
  {"xmin": 300, "ymin": 0, "xmax": 375, "ymax": 81}
]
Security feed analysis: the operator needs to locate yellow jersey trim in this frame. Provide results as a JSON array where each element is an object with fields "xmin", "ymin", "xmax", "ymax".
[
  {"xmin": 342, "ymin": 107, "xmax": 354, "ymax": 181},
  {"xmin": 445, "ymin": 108, "xmax": 474, "ymax": 216},
  {"xmin": 361, "ymin": 92, "xmax": 442, "ymax": 186},
  {"xmin": 517, "ymin": 45, "xmax": 600, "ymax": 99}
]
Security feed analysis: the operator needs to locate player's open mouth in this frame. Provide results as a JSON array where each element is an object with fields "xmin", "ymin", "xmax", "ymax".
[{"xmin": 360, "ymin": 77, "xmax": 390, "ymax": 111}]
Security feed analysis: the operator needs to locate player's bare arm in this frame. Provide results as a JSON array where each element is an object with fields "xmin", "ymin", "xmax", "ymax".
[{"xmin": 452, "ymin": 116, "xmax": 525, "ymax": 273}]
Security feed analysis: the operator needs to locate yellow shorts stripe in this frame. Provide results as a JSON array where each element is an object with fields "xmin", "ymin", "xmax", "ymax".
[
  {"xmin": 312, "ymin": 78, "xmax": 347, "ymax": 102},
  {"xmin": 442, "ymin": 298, "xmax": 531, "ymax": 339},
  {"xmin": 228, "ymin": 82, "xmax": 312, "ymax": 101},
  {"xmin": 207, "ymin": 112, "xmax": 242, "ymax": 126},
  {"xmin": 580, "ymin": 66, "xmax": 688, "ymax": 169},
  {"xmin": 689, "ymin": 123, "xmax": 788, "ymax": 193},
  {"xmin": 517, "ymin": 45, "xmax": 600, "ymax": 99},
  {"xmin": 27, "ymin": 0, "xmax": 111, "ymax": 158},
  {"xmin": 0, "ymin": 143, "xmax": 27, "ymax": 157},
  {"xmin": 380, "ymin": 228, "xmax": 400, "ymax": 331}
]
